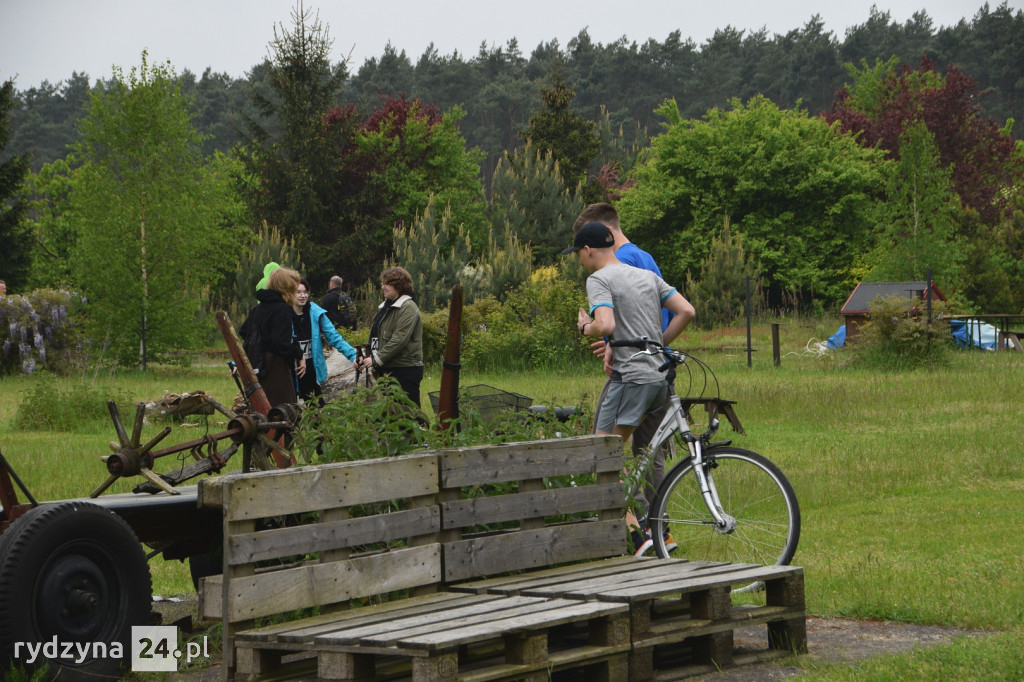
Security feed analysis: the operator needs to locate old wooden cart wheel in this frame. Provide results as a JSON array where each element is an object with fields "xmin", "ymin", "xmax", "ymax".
[{"xmin": 0, "ymin": 502, "xmax": 152, "ymax": 680}]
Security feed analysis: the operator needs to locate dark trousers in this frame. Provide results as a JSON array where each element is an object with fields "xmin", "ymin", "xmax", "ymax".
[{"xmin": 379, "ymin": 365, "xmax": 424, "ymax": 409}]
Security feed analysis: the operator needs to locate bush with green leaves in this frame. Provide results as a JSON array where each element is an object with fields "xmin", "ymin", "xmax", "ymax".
[
  {"xmin": 293, "ymin": 375, "xmax": 591, "ymax": 466},
  {"xmin": 461, "ymin": 267, "xmax": 591, "ymax": 371},
  {"xmin": 0, "ymin": 288, "xmax": 85, "ymax": 375},
  {"xmin": 851, "ymin": 295, "xmax": 955, "ymax": 369}
]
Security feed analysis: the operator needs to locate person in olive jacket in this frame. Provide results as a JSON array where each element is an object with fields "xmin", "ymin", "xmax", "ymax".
[{"xmin": 359, "ymin": 266, "xmax": 424, "ymax": 407}]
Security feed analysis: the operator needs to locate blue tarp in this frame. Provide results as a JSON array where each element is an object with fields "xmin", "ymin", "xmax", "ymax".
[
  {"xmin": 825, "ymin": 320, "xmax": 1002, "ymax": 350},
  {"xmin": 825, "ymin": 325, "xmax": 846, "ymax": 349},
  {"xmin": 950, "ymin": 319, "xmax": 1000, "ymax": 350}
]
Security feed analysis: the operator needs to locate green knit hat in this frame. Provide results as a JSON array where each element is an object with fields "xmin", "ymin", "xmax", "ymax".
[{"xmin": 256, "ymin": 262, "xmax": 281, "ymax": 290}]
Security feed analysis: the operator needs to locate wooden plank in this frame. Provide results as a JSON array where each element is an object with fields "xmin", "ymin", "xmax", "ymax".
[
  {"xmin": 226, "ymin": 544, "xmax": 441, "ymax": 621},
  {"xmin": 317, "ymin": 595, "xmax": 549, "ymax": 646},
  {"xmin": 440, "ymin": 481, "xmax": 623, "ymax": 528},
  {"xmin": 440, "ymin": 436, "xmax": 621, "ymax": 487},
  {"xmin": 265, "ymin": 594, "xmax": 507, "ymax": 644},
  {"xmin": 515, "ymin": 560, "xmax": 730, "ymax": 598},
  {"xmin": 227, "ymin": 506, "xmax": 440, "ymax": 564},
  {"xmin": 449, "ymin": 556, "xmax": 644, "ymax": 595},
  {"xmin": 590, "ymin": 565, "xmax": 803, "ymax": 603},
  {"xmin": 443, "ymin": 519, "xmax": 626, "ymax": 582},
  {"xmin": 218, "ymin": 452, "xmax": 439, "ymax": 521},
  {"xmin": 395, "ymin": 599, "xmax": 628, "ymax": 649}
]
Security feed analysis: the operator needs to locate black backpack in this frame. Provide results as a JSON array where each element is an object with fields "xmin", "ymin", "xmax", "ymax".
[{"xmin": 336, "ymin": 294, "xmax": 356, "ymax": 330}]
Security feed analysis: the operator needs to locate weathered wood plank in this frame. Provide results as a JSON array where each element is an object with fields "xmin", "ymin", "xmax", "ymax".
[
  {"xmin": 513, "ymin": 560, "xmax": 729, "ymax": 598},
  {"xmin": 588, "ymin": 565, "xmax": 804, "ymax": 603},
  {"xmin": 317, "ymin": 595, "xmax": 548, "ymax": 646},
  {"xmin": 227, "ymin": 506, "xmax": 440, "ymax": 564},
  {"xmin": 448, "ymin": 556, "xmax": 641, "ymax": 595},
  {"xmin": 443, "ymin": 519, "xmax": 626, "ymax": 582},
  {"xmin": 226, "ymin": 544, "xmax": 441, "ymax": 621},
  {"xmin": 395, "ymin": 599, "xmax": 628, "ymax": 649},
  {"xmin": 439, "ymin": 436, "xmax": 621, "ymax": 487},
  {"xmin": 213, "ymin": 452, "xmax": 439, "ymax": 520},
  {"xmin": 440, "ymin": 481, "xmax": 623, "ymax": 528}
]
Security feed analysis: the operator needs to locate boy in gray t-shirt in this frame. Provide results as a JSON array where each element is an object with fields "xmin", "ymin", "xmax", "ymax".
[{"xmin": 562, "ymin": 222, "xmax": 695, "ymax": 442}]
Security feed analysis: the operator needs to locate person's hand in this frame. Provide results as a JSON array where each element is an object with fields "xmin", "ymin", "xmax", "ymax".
[
  {"xmin": 359, "ymin": 356, "xmax": 373, "ymax": 371},
  {"xmin": 590, "ymin": 338, "xmax": 607, "ymax": 357},
  {"xmin": 602, "ymin": 343, "xmax": 613, "ymax": 376},
  {"xmin": 577, "ymin": 307, "xmax": 592, "ymax": 334},
  {"xmin": 296, "ymin": 357, "xmax": 306, "ymax": 378}
]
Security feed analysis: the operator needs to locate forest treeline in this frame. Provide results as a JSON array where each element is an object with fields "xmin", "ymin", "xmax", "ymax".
[
  {"xmin": 4, "ymin": 2, "xmax": 1023, "ymax": 180},
  {"xmin": 2, "ymin": 2, "xmax": 1023, "ymax": 373}
]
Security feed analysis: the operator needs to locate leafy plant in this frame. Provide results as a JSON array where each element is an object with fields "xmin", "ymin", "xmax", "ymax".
[
  {"xmin": 461, "ymin": 268, "xmax": 591, "ymax": 371},
  {"xmin": 850, "ymin": 295, "xmax": 955, "ymax": 369}
]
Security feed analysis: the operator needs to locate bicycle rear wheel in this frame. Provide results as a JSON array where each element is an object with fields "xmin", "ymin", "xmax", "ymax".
[{"xmin": 648, "ymin": 447, "xmax": 800, "ymax": 568}]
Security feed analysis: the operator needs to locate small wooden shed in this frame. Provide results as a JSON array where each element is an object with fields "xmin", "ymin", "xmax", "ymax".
[{"xmin": 840, "ymin": 281, "xmax": 947, "ymax": 340}]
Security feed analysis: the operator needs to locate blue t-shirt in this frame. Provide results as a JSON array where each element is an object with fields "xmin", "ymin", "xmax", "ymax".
[{"xmin": 616, "ymin": 242, "xmax": 674, "ymax": 331}]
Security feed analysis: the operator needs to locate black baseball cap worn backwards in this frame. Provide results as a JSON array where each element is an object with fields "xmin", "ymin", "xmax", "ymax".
[{"xmin": 562, "ymin": 221, "xmax": 615, "ymax": 254}]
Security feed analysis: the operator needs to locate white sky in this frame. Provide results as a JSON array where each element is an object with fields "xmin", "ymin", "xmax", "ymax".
[{"xmin": 1, "ymin": 0, "xmax": 1017, "ymax": 88}]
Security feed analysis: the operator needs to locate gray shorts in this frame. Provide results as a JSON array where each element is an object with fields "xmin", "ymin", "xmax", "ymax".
[{"xmin": 595, "ymin": 381, "xmax": 668, "ymax": 432}]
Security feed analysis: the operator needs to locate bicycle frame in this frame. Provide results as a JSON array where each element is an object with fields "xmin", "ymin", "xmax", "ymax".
[{"xmin": 631, "ymin": 391, "xmax": 737, "ymax": 534}]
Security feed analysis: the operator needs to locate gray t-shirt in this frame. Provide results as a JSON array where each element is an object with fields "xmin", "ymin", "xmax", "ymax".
[{"xmin": 586, "ymin": 263, "xmax": 677, "ymax": 384}]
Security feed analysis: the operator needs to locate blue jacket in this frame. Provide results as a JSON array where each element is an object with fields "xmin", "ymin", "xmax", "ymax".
[{"xmin": 308, "ymin": 302, "xmax": 357, "ymax": 384}]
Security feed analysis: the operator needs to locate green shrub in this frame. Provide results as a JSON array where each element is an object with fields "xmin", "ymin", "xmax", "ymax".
[
  {"xmin": 14, "ymin": 374, "xmax": 133, "ymax": 431},
  {"xmin": 850, "ymin": 295, "xmax": 955, "ymax": 370},
  {"xmin": 0, "ymin": 288, "xmax": 85, "ymax": 375},
  {"xmin": 294, "ymin": 376, "xmax": 591, "ymax": 465},
  {"xmin": 461, "ymin": 268, "xmax": 591, "ymax": 371}
]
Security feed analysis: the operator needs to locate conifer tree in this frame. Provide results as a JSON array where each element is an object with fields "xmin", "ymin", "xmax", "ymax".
[
  {"xmin": 489, "ymin": 140, "xmax": 583, "ymax": 265},
  {"xmin": 686, "ymin": 217, "xmax": 762, "ymax": 328},
  {"xmin": 0, "ymin": 78, "xmax": 32, "ymax": 287}
]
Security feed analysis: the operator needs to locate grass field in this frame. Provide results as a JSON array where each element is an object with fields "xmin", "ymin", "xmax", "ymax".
[{"xmin": 2, "ymin": 316, "xmax": 1022, "ymax": 679}]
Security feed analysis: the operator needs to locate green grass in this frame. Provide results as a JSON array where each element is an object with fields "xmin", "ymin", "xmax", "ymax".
[{"xmin": 2, "ymin": 318, "xmax": 1022, "ymax": 678}]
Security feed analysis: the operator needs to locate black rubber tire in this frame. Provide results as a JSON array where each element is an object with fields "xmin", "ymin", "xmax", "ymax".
[{"xmin": 0, "ymin": 502, "xmax": 152, "ymax": 681}]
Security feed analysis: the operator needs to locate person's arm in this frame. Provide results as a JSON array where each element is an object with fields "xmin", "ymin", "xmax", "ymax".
[
  {"xmin": 661, "ymin": 292, "xmax": 695, "ymax": 346},
  {"xmin": 319, "ymin": 313, "xmax": 357, "ymax": 362},
  {"xmin": 578, "ymin": 304, "xmax": 615, "ymax": 338},
  {"xmin": 372, "ymin": 302, "xmax": 418, "ymax": 367}
]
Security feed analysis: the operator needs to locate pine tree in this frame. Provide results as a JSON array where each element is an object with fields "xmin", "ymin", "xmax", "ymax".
[
  {"xmin": 488, "ymin": 140, "xmax": 583, "ymax": 265},
  {"xmin": 0, "ymin": 78, "xmax": 32, "ymax": 288},
  {"xmin": 686, "ymin": 217, "xmax": 762, "ymax": 328}
]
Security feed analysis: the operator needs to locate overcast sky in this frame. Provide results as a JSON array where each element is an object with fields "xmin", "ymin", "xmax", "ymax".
[{"xmin": 1, "ymin": 0, "xmax": 1018, "ymax": 88}]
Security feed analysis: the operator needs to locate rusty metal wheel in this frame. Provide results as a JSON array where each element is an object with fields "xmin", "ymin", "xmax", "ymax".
[{"xmin": 0, "ymin": 502, "xmax": 152, "ymax": 680}]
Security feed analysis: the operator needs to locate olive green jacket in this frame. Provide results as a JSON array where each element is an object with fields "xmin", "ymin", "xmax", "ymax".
[{"xmin": 371, "ymin": 295, "xmax": 423, "ymax": 368}]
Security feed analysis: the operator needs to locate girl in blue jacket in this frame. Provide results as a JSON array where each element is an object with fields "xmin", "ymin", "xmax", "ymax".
[{"xmin": 292, "ymin": 278, "xmax": 357, "ymax": 404}]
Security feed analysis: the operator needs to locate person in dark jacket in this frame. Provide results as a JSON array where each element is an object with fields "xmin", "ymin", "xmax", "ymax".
[
  {"xmin": 240, "ymin": 267, "xmax": 305, "ymax": 407},
  {"xmin": 358, "ymin": 266, "xmax": 424, "ymax": 407},
  {"xmin": 320, "ymin": 275, "xmax": 357, "ymax": 330}
]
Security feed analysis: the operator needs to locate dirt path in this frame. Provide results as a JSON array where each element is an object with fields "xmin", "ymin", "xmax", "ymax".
[{"xmin": 691, "ymin": 615, "xmax": 992, "ymax": 680}]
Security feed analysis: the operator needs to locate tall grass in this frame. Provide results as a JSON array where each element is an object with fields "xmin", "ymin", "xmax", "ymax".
[{"xmin": 1, "ymin": 319, "xmax": 1022, "ymax": 678}]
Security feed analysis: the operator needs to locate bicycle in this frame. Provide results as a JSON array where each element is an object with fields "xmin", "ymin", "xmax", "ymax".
[{"xmin": 612, "ymin": 337, "xmax": 801, "ymax": 574}]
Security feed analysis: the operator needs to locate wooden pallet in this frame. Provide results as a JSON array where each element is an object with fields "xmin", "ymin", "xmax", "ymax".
[
  {"xmin": 451, "ymin": 558, "xmax": 806, "ymax": 680},
  {"xmin": 234, "ymin": 590, "xmax": 631, "ymax": 681}
]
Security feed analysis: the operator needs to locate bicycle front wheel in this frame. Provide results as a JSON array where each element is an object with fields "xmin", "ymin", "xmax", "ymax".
[{"xmin": 648, "ymin": 447, "xmax": 800, "ymax": 567}]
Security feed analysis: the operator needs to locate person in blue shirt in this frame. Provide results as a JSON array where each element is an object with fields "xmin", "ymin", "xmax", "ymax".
[{"xmin": 571, "ymin": 203, "xmax": 681, "ymax": 554}]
